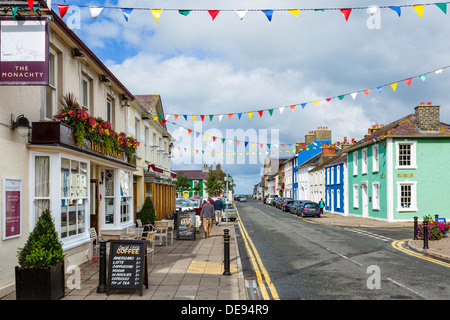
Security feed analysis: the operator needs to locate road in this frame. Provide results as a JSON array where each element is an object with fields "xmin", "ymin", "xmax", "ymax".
[{"xmin": 235, "ymin": 200, "xmax": 450, "ymax": 300}]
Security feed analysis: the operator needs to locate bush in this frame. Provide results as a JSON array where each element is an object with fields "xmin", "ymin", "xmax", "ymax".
[
  {"xmin": 17, "ymin": 209, "xmax": 65, "ymax": 269},
  {"xmin": 139, "ymin": 197, "xmax": 156, "ymax": 225}
]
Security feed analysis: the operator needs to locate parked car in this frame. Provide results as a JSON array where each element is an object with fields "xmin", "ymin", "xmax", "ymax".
[
  {"xmin": 299, "ymin": 201, "xmax": 321, "ymax": 217},
  {"xmin": 293, "ymin": 200, "xmax": 308, "ymax": 215},
  {"xmin": 221, "ymin": 206, "xmax": 238, "ymax": 222},
  {"xmin": 274, "ymin": 197, "xmax": 284, "ymax": 208},
  {"xmin": 282, "ymin": 200, "xmax": 294, "ymax": 212},
  {"xmin": 289, "ymin": 200, "xmax": 302, "ymax": 214},
  {"xmin": 266, "ymin": 194, "xmax": 278, "ymax": 205},
  {"xmin": 278, "ymin": 198, "xmax": 292, "ymax": 210},
  {"xmin": 239, "ymin": 195, "xmax": 247, "ymax": 202}
]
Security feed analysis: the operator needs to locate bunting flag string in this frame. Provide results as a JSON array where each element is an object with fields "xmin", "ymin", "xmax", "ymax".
[
  {"xmin": 54, "ymin": 2, "xmax": 449, "ymax": 23},
  {"xmin": 160, "ymin": 65, "xmax": 448, "ymax": 122}
]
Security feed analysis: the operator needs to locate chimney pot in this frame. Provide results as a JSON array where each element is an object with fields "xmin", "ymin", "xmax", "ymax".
[
  {"xmin": 420, "ymin": 102, "xmax": 425, "ymax": 105},
  {"xmin": 428, "ymin": 102, "xmax": 432, "ymax": 105}
]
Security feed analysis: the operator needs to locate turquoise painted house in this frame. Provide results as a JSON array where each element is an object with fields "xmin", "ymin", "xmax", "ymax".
[{"xmin": 345, "ymin": 103, "xmax": 450, "ymax": 222}]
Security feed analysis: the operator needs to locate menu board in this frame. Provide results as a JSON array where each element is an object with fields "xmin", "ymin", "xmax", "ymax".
[
  {"xmin": 107, "ymin": 240, "xmax": 148, "ymax": 296},
  {"xmin": 177, "ymin": 212, "xmax": 196, "ymax": 240}
]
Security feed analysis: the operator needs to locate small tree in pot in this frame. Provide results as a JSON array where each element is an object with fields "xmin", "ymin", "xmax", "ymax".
[
  {"xmin": 139, "ymin": 197, "xmax": 156, "ymax": 231},
  {"xmin": 15, "ymin": 209, "xmax": 65, "ymax": 300}
]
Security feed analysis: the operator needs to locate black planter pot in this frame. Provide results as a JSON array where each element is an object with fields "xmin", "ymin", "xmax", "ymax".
[{"xmin": 15, "ymin": 261, "xmax": 65, "ymax": 300}]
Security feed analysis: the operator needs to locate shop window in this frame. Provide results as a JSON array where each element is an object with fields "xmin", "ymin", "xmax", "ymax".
[
  {"xmin": 104, "ymin": 169, "xmax": 114, "ymax": 224},
  {"xmin": 60, "ymin": 158, "xmax": 88, "ymax": 238},
  {"xmin": 33, "ymin": 156, "xmax": 50, "ymax": 222},
  {"xmin": 120, "ymin": 170, "xmax": 132, "ymax": 223}
]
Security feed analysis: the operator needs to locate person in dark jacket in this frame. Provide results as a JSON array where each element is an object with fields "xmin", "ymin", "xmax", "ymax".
[
  {"xmin": 200, "ymin": 198, "xmax": 215, "ymax": 238},
  {"xmin": 213, "ymin": 198, "xmax": 224, "ymax": 226}
]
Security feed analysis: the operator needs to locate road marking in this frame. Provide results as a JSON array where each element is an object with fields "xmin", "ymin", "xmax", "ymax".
[
  {"xmin": 391, "ymin": 239, "xmax": 450, "ymax": 268},
  {"xmin": 326, "ymin": 248, "xmax": 364, "ymax": 266},
  {"xmin": 386, "ymin": 278, "xmax": 428, "ymax": 300},
  {"xmin": 345, "ymin": 228, "xmax": 394, "ymax": 242},
  {"xmin": 235, "ymin": 205, "xmax": 280, "ymax": 300}
]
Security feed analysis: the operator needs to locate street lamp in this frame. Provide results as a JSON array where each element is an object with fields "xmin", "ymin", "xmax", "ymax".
[{"xmin": 225, "ymin": 174, "xmax": 232, "ymax": 227}]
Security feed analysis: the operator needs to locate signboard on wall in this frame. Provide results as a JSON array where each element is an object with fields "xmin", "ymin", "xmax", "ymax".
[
  {"xmin": 0, "ymin": 16, "xmax": 49, "ymax": 85},
  {"xmin": 3, "ymin": 179, "xmax": 22, "ymax": 240}
]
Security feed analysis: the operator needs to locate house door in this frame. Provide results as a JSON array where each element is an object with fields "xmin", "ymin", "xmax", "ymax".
[
  {"xmin": 361, "ymin": 182, "xmax": 369, "ymax": 217},
  {"xmin": 90, "ymin": 179, "xmax": 99, "ymax": 234}
]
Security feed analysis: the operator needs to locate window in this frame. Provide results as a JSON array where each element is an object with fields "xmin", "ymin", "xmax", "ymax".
[
  {"xmin": 152, "ymin": 132, "xmax": 157, "ymax": 163},
  {"xmin": 45, "ymin": 51, "xmax": 57, "ymax": 119},
  {"xmin": 81, "ymin": 75, "xmax": 92, "ymax": 113},
  {"xmin": 135, "ymin": 118, "xmax": 140, "ymax": 156},
  {"xmin": 362, "ymin": 148, "xmax": 368, "ymax": 174},
  {"xmin": 337, "ymin": 189, "xmax": 341, "ymax": 209},
  {"xmin": 120, "ymin": 171, "xmax": 132, "ymax": 223},
  {"xmin": 396, "ymin": 141, "xmax": 417, "ymax": 169},
  {"xmin": 60, "ymin": 158, "xmax": 88, "ymax": 238},
  {"xmin": 372, "ymin": 182, "xmax": 380, "ymax": 210},
  {"xmin": 353, "ymin": 184, "xmax": 359, "ymax": 208},
  {"xmin": 397, "ymin": 181, "xmax": 417, "ymax": 211},
  {"xmin": 33, "ymin": 156, "xmax": 50, "ymax": 222},
  {"xmin": 331, "ymin": 167, "xmax": 334, "ymax": 185},
  {"xmin": 372, "ymin": 145, "xmax": 379, "ymax": 173},
  {"xmin": 353, "ymin": 151, "xmax": 358, "ymax": 176},
  {"xmin": 145, "ymin": 126, "xmax": 149, "ymax": 161},
  {"xmin": 106, "ymin": 97, "xmax": 114, "ymax": 127},
  {"xmin": 336, "ymin": 165, "xmax": 341, "ymax": 184}
]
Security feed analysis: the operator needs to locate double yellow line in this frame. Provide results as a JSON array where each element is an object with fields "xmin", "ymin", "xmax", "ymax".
[
  {"xmin": 391, "ymin": 239, "xmax": 450, "ymax": 268},
  {"xmin": 235, "ymin": 205, "xmax": 280, "ymax": 300}
]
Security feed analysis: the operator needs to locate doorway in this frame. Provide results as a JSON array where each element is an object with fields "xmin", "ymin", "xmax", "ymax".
[
  {"xmin": 90, "ymin": 179, "xmax": 99, "ymax": 233},
  {"xmin": 361, "ymin": 182, "xmax": 369, "ymax": 217}
]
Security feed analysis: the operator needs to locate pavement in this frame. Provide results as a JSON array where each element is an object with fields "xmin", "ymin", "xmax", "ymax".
[
  {"xmin": 2, "ymin": 205, "xmax": 449, "ymax": 301},
  {"xmin": 1, "ymin": 221, "xmax": 248, "ymax": 301}
]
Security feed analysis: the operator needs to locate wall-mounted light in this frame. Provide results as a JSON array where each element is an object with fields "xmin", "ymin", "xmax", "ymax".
[
  {"xmin": 101, "ymin": 75, "xmax": 112, "ymax": 86},
  {"xmin": 73, "ymin": 49, "xmax": 86, "ymax": 61},
  {"xmin": 11, "ymin": 114, "xmax": 30, "ymax": 137}
]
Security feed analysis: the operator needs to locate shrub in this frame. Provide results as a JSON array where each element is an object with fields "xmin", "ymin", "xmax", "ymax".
[
  {"xmin": 139, "ymin": 197, "xmax": 156, "ymax": 226},
  {"xmin": 17, "ymin": 209, "xmax": 65, "ymax": 269}
]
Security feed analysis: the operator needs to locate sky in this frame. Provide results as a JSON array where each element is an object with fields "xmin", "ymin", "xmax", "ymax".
[{"xmin": 59, "ymin": 0, "xmax": 450, "ymax": 194}]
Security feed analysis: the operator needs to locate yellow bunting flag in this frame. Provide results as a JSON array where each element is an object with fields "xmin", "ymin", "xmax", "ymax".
[
  {"xmin": 192, "ymin": 115, "xmax": 196, "ymax": 121},
  {"xmin": 288, "ymin": 9, "xmax": 300, "ymax": 17},
  {"xmin": 390, "ymin": 82, "xmax": 397, "ymax": 91},
  {"xmin": 314, "ymin": 100, "xmax": 319, "ymax": 106},
  {"xmin": 248, "ymin": 112, "xmax": 253, "ymax": 119},
  {"xmin": 413, "ymin": 5, "xmax": 424, "ymax": 18},
  {"xmin": 150, "ymin": 9, "xmax": 163, "ymax": 22}
]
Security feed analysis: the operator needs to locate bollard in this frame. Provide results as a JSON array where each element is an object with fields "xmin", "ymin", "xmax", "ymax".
[
  {"xmin": 413, "ymin": 217, "xmax": 418, "ymax": 240},
  {"xmin": 423, "ymin": 221, "xmax": 429, "ymax": 250},
  {"xmin": 97, "ymin": 238, "xmax": 108, "ymax": 293},
  {"xmin": 435, "ymin": 214, "xmax": 439, "ymax": 221},
  {"xmin": 223, "ymin": 230, "xmax": 231, "ymax": 276}
]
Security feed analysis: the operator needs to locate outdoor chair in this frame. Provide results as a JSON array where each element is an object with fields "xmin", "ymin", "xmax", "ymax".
[
  {"xmin": 154, "ymin": 221, "xmax": 169, "ymax": 246},
  {"xmin": 88, "ymin": 227, "xmax": 99, "ymax": 261}
]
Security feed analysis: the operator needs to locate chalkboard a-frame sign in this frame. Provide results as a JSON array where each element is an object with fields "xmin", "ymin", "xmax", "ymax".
[
  {"xmin": 107, "ymin": 239, "xmax": 149, "ymax": 296},
  {"xmin": 177, "ymin": 212, "xmax": 196, "ymax": 240}
]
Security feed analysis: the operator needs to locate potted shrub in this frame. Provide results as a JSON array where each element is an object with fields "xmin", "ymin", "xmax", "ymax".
[
  {"xmin": 15, "ymin": 209, "xmax": 65, "ymax": 300},
  {"xmin": 139, "ymin": 197, "xmax": 156, "ymax": 232}
]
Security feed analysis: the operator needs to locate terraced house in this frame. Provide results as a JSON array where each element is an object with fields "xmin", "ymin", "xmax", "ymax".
[{"xmin": 345, "ymin": 103, "xmax": 450, "ymax": 222}]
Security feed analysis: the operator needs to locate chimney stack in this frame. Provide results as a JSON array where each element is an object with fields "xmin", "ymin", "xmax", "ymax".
[{"xmin": 415, "ymin": 102, "xmax": 440, "ymax": 132}]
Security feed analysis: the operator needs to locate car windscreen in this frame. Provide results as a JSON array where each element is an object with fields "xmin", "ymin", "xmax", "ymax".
[{"xmin": 304, "ymin": 203, "xmax": 319, "ymax": 208}]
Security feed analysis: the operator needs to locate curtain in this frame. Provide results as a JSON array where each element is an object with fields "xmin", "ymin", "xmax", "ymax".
[{"xmin": 34, "ymin": 156, "xmax": 50, "ymax": 221}]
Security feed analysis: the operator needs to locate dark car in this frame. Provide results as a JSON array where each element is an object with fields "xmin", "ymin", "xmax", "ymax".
[
  {"xmin": 290, "ymin": 200, "xmax": 302, "ymax": 214},
  {"xmin": 282, "ymin": 200, "xmax": 295, "ymax": 212},
  {"xmin": 294, "ymin": 200, "xmax": 308, "ymax": 215},
  {"xmin": 275, "ymin": 197, "xmax": 285, "ymax": 209},
  {"xmin": 278, "ymin": 198, "xmax": 292, "ymax": 210},
  {"xmin": 273, "ymin": 197, "xmax": 282, "ymax": 207},
  {"xmin": 299, "ymin": 201, "xmax": 321, "ymax": 217}
]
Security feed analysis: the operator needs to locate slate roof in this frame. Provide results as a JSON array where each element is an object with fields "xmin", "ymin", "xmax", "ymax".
[
  {"xmin": 345, "ymin": 113, "xmax": 450, "ymax": 153},
  {"xmin": 173, "ymin": 170, "xmax": 208, "ymax": 180}
]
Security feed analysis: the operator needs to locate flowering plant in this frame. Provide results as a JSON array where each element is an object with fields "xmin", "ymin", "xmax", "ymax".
[
  {"xmin": 52, "ymin": 94, "xmax": 138, "ymax": 163},
  {"xmin": 416, "ymin": 220, "xmax": 447, "ymax": 241}
]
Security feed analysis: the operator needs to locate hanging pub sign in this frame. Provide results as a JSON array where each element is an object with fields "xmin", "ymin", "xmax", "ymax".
[{"xmin": 0, "ymin": 16, "xmax": 49, "ymax": 85}]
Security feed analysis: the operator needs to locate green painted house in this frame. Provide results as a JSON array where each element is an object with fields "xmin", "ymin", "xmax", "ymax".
[
  {"xmin": 173, "ymin": 168, "xmax": 209, "ymax": 198},
  {"xmin": 345, "ymin": 103, "xmax": 450, "ymax": 222}
]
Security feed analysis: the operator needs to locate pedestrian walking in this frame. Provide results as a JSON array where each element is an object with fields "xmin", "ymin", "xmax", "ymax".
[
  {"xmin": 319, "ymin": 198, "xmax": 325, "ymax": 215},
  {"xmin": 200, "ymin": 197, "xmax": 215, "ymax": 238},
  {"xmin": 214, "ymin": 197, "xmax": 225, "ymax": 226}
]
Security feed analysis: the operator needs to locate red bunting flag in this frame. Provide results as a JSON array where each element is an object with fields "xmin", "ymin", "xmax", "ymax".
[
  {"xmin": 208, "ymin": 10, "xmax": 220, "ymax": 20},
  {"xmin": 326, "ymin": 98, "xmax": 332, "ymax": 102},
  {"xmin": 228, "ymin": 114, "xmax": 233, "ymax": 120},
  {"xmin": 236, "ymin": 140, "xmax": 241, "ymax": 146},
  {"xmin": 340, "ymin": 8, "xmax": 352, "ymax": 21},
  {"xmin": 27, "ymin": 0, "xmax": 34, "ymax": 11},
  {"xmin": 405, "ymin": 78, "xmax": 412, "ymax": 87},
  {"xmin": 258, "ymin": 110, "xmax": 264, "ymax": 117},
  {"xmin": 200, "ymin": 115, "xmax": 205, "ymax": 121},
  {"xmin": 213, "ymin": 136, "xmax": 217, "ymax": 142},
  {"xmin": 58, "ymin": 5, "xmax": 70, "ymax": 19},
  {"xmin": 187, "ymin": 129, "xmax": 192, "ymax": 135},
  {"xmin": 162, "ymin": 120, "xmax": 167, "ymax": 125},
  {"xmin": 363, "ymin": 89, "xmax": 370, "ymax": 95},
  {"xmin": 290, "ymin": 105, "xmax": 295, "ymax": 111}
]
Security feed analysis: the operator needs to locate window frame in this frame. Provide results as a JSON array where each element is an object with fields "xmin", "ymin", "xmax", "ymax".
[
  {"xmin": 353, "ymin": 151, "xmax": 358, "ymax": 176},
  {"xmin": 396, "ymin": 181, "xmax": 418, "ymax": 212},
  {"xmin": 372, "ymin": 182, "xmax": 380, "ymax": 211},
  {"xmin": 395, "ymin": 141, "xmax": 417, "ymax": 170},
  {"xmin": 372, "ymin": 144, "xmax": 379, "ymax": 173}
]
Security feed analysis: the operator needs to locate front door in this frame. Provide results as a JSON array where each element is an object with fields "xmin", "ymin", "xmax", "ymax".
[
  {"xmin": 361, "ymin": 182, "xmax": 369, "ymax": 217},
  {"xmin": 90, "ymin": 179, "xmax": 99, "ymax": 233}
]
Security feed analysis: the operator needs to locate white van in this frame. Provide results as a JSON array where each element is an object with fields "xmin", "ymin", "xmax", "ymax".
[{"xmin": 266, "ymin": 194, "xmax": 278, "ymax": 205}]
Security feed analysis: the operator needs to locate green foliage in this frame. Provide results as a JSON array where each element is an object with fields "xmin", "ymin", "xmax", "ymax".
[
  {"xmin": 140, "ymin": 197, "xmax": 156, "ymax": 225},
  {"xmin": 175, "ymin": 171, "xmax": 191, "ymax": 192},
  {"xmin": 17, "ymin": 209, "xmax": 65, "ymax": 269}
]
